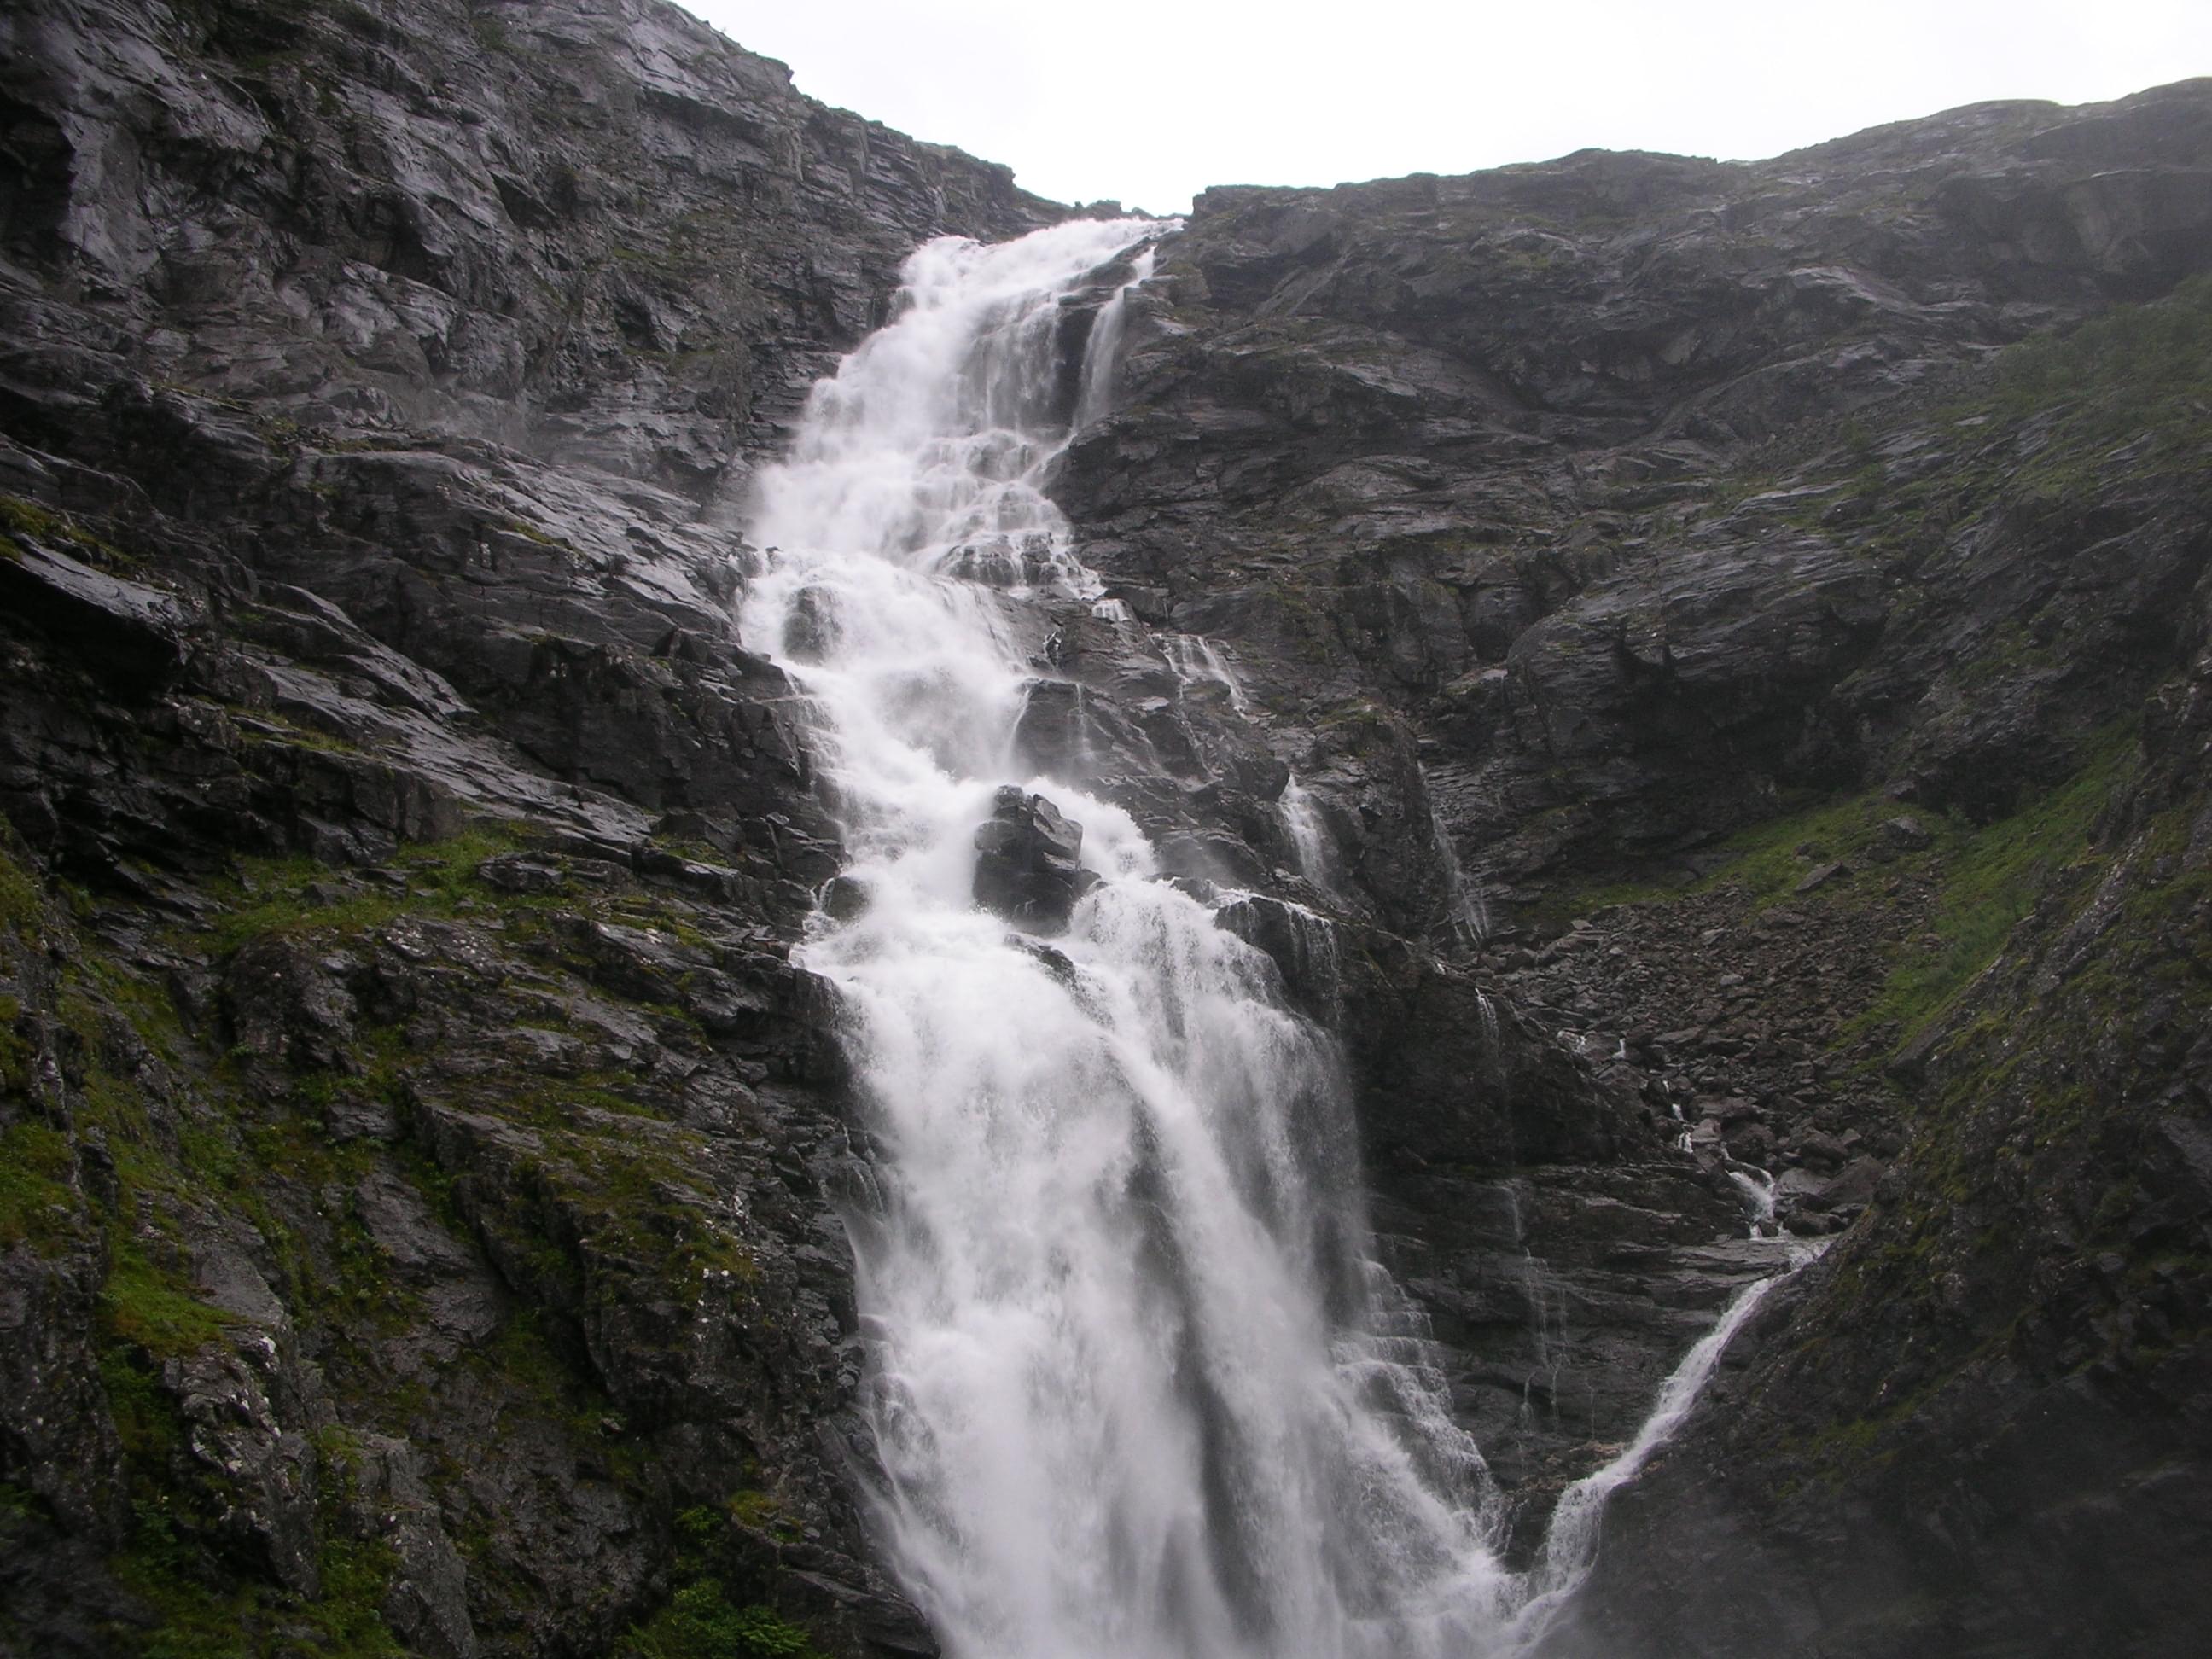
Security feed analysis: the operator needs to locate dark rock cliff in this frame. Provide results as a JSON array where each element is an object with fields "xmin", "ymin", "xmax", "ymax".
[
  {"xmin": 1058, "ymin": 75, "xmax": 2212, "ymax": 1657},
  {"xmin": 1, "ymin": 0, "xmax": 1055, "ymax": 1652},
  {"xmin": 2, "ymin": 0, "xmax": 2208, "ymax": 1652}
]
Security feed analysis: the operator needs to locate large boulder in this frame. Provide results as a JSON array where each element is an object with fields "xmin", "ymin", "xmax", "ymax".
[{"xmin": 972, "ymin": 786, "xmax": 1095, "ymax": 933}]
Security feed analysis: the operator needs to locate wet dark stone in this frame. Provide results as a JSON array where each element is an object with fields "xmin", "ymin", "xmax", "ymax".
[{"xmin": 972, "ymin": 785, "xmax": 1096, "ymax": 933}]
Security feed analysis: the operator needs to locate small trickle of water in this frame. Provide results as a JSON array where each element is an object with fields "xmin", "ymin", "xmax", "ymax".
[
  {"xmin": 1726, "ymin": 1165, "xmax": 1779, "ymax": 1236},
  {"xmin": 1074, "ymin": 246, "xmax": 1155, "ymax": 429},
  {"xmin": 1429, "ymin": 802, "xmax": 1490, "ymax": 946},
  {"xmin": 1162, "ymin": 631, "xmax": 1251, "ymax": 713},
  {"xmin": 1505, "ymin": 1272, "xmax": 1785, "ymax": 1650},
  {"xmin": 1278, "ymin": 776, "xmax": 1338, "ymax": 894}
]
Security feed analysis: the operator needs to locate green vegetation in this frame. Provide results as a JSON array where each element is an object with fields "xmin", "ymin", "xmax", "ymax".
[
  {"xmin": 622, "ymin": 1582, "xmax": 819, "ymax": 1659},
  {"xmin": 94, "ymin": 1271, "xmax": 407, "ymax": 1658},
  {"xmin": 1862, "ymin": 726, "xmax": 2136, "ymax": 1042},
  {"xmin": 496, "ymin": 515, "xmax": 582, "ymax": 554},
  {"xmin": 193, "ymin": 825, "xmax": 521, "ymax": 954},
  {"xmin": 1732, "ymin": 273, "xmax": 2212, "ymax": 597},
  {"xmin": 1545, "ymin": 719, "xmax": 2141, "ymax": 1058},
  {"xmin": 2, "ymin": 494, "xmax": 86, "ymax": 550},
  {"xmin": 619, "ymin": 1508, "xmax": 824, "ymax": 1659},
  {"xmin": 1784, "ymin": 719, "xmax": 2208, "ymax": 1428},
  {"xmin": 1535, "ymin": 784, "xmax": 1902, "ymax": 930},
  {"xmin": 1, "ymin": 797, "xmax": 812, "ymax": 1651},
  {"xmin": 0, "ymin": 492, "xmax": 134, "ymax": 568},
  {"xmin": 1983, "ymin": 271, "xmax": 2212, "ymax": 487},
  {"xmin": 469, "ymin": 1308, "xmax": 605, "ymax": 1425},
  {"xmin": 0, "ymin": 1120, "xmax": 77, "ymax": 1251},
  {"xmin": 0, "ymin": 845, "xmax": 39, "ymax": 937},
  {"xmin": 229, "ymin": 705, "xmax": 364, "ymax": 756},
  {"xmin": 108, "ymin": 1505, "xmax": 405, "ymax": 1659},
  {"xmin": 99, "ymin": 1234, "xmax": 240, "ymax": 1357}
]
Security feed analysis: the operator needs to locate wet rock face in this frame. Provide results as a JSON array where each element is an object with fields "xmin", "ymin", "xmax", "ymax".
[
  {"xmin": 0, "ymin": 0, "xmax": 1054, "ymax": 494},
  {"xmin": 973, "ymin": 785, "xmax": 1096, "ymax": 932},
  {"xmin": 0, "ymin": 0, "xmax": 1056, "ymax": 1650},
  {"xmin": 1046, "ymin": 72, "xmax": 2212, "ymax": 1655},
  {"xmin": 1059, "ymin": 79, "xmax": 2212, "ymax": 898}
]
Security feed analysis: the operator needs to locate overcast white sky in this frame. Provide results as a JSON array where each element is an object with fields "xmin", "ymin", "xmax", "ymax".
[{"xmin": 684, "ymin": 1, "xmax": 2209, "ymax": 214}]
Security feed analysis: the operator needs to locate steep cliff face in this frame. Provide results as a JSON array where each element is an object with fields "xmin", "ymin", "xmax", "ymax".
[
  {"xmin": 1057, "ymin": 77, "xmax": 2212, "ymax": 1656},
  {"xmin": 0, "ymin": 1, "xmax": 1059, "ymax": 1653},
  {"xmin": 5, "ymin": 0, "xmax": 1053, "ymax": 480},
  {"xmin": 3, "ymin": 0, "xmax": 2209, "ymax": 1652},
  {"xmin": 1064, "ymin": 81, "xmax": 2212, "ymax": 894}
]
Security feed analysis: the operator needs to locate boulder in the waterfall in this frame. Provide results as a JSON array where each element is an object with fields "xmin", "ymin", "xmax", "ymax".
[
  {"xmin": 820, "ymin": 873, "xmax": 870, "ymax": 921},
  {"xmin": 973, "ymin": 785, "xmax": 1096, "ymax": 933},
  {"xmin": 1010, "ymin": 934, "xmax": 1080, "ymax": 987},
  {"xmin": 783, "ymin": 586, "xmax": 838, "ymax": 661}
]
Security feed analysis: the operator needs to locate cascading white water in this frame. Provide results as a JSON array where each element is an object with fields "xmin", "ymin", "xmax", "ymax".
[
  {"xmin": 1278, "ymin": 776, "xmax": 1339, "ymax": 894},
  {"xmin": 1503, "ymin": 1272, "xmax": 1786, "ymax": 1650},
  {"xmin": 741, "ymin": 216, "xmax": 1511, "ymax": 1659},
  {"xmin": 736, "ymin": 217, "xmax": 1786, "ymax": 1659}
]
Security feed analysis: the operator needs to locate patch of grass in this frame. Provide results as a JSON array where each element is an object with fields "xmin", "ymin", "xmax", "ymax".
[
  {"xmin": 107, "ymin": 1503, "xmax": 405, "ymax": 1659},
  {"xmin": 100, "ymin": 1348, "xmax": 188, "ymax": 1473},
  {"xmin": 483, "ymin": 1073, "xmax": 675, "ymax": 1130},
  {"xmin": 1689, "ymin": 789, "xmax": 1906, "ymax": 906},
  {"xmin": 100, "ymin": 1233, "xmax": 238, "ymax": 1357},
  {"xmin": 1813, "ymin": 274, "xmax": 2212, "ymax": 538},
  {"xmin": 467, "ymin": 1307, "xmax": 628, "ymax": 1448},
  {"xmin": 620, "ymin": 1585, "xmax": 820, "ymax": 1659},
  {"xmin": 620, "ymin": 1510, "xmax": 824, "ymax": 1658},
  {"xmin": 1536, "ymin": 784, "xmax": 1907, "ymax": 927},
  {"xmin": 0, "ymin": 995, "xmax": 26, "ymax": 1090},
  {"xmin": 77, "ymin": 955, "xmax": 191, "ymax": 1065},
  {"xmin": 1522, "ymin": 872, "xmax": 1674, "ymax": 932},
  {"xmin": 496, "ymin": 515, "xmax": 581, "ymax": 555},
  {"xmin": 1532, "ymin": 725, "xmax": 2140, "ymax": 1061},
  {"xmin": 230, "ymin": 706, "xmax": 365, "ymax": 756},
  {"xmin": 724, "ymin": 1487, "xmax": 802, "ymax": 1544},
  {"xmin": 1987, "ymin": 272, "xmax": 2212, "ymax": 480},
  {"xmin": 1864, "ymin": 726, "xmax": 2137, "ymax": 1044},
  {"xmin": 196, "ymin": 825, "xmax": 522, "ymax": 955},
  {"xmin": 0, "ymin": 493, "xmax": 125, "ymax": 563},
  {"xmin": 0, "ymin": 1121, "xmax": 80, "ymax": 1251},
  {"xmin": 0, "ymin": 843, "xmax": 43, "ymax": 938}
]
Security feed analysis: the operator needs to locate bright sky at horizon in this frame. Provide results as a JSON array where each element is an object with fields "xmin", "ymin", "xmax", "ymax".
[{"xmin": 683, "ymin": 0, "xmax": 2211, "ymax": 214}]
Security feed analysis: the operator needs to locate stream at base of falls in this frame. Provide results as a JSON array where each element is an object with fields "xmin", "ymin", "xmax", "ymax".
[{"xmin": 736, "ymin": 216, "xmax": 1800, "ymax": 1659}]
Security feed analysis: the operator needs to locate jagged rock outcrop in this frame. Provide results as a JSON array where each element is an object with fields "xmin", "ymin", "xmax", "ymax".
[{"xmin": 970, "ymin": 785, "xmax": 1093, "ymax": 932}]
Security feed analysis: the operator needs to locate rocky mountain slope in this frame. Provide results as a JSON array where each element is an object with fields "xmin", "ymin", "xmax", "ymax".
[
  {"xmin": 1058, "ymin": 79, "xmax": 2212, "ymax": 1656},
  {"xmin": 1, "ymin": 0, "xmax": 2207, "ymax": 1654},
  {"xmin": 2, "ymin": 0, "xmax": 1054, "ymax": 1652}
]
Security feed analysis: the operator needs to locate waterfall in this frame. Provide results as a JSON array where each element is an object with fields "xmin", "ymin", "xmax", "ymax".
[
  {"xmin": 1278, "ymin": 776, "xmax": 1339, "ymax": 894},
  {"xmin": 736, "ymin": 217, "xmax": 1777, "ymax": 1658},
  {"xmin": 1075, "ymin": 246, "xmax": 1156, "ymax": 429},
  {"xmin": 1505, "ymin": 1272, "xmax": 1787, "ymax": 1650}
]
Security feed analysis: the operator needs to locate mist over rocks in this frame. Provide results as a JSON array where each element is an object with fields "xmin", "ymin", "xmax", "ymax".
[{"xmin": 0, "ymin": 0, "xmax": 2206, "ymax": 1652}]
